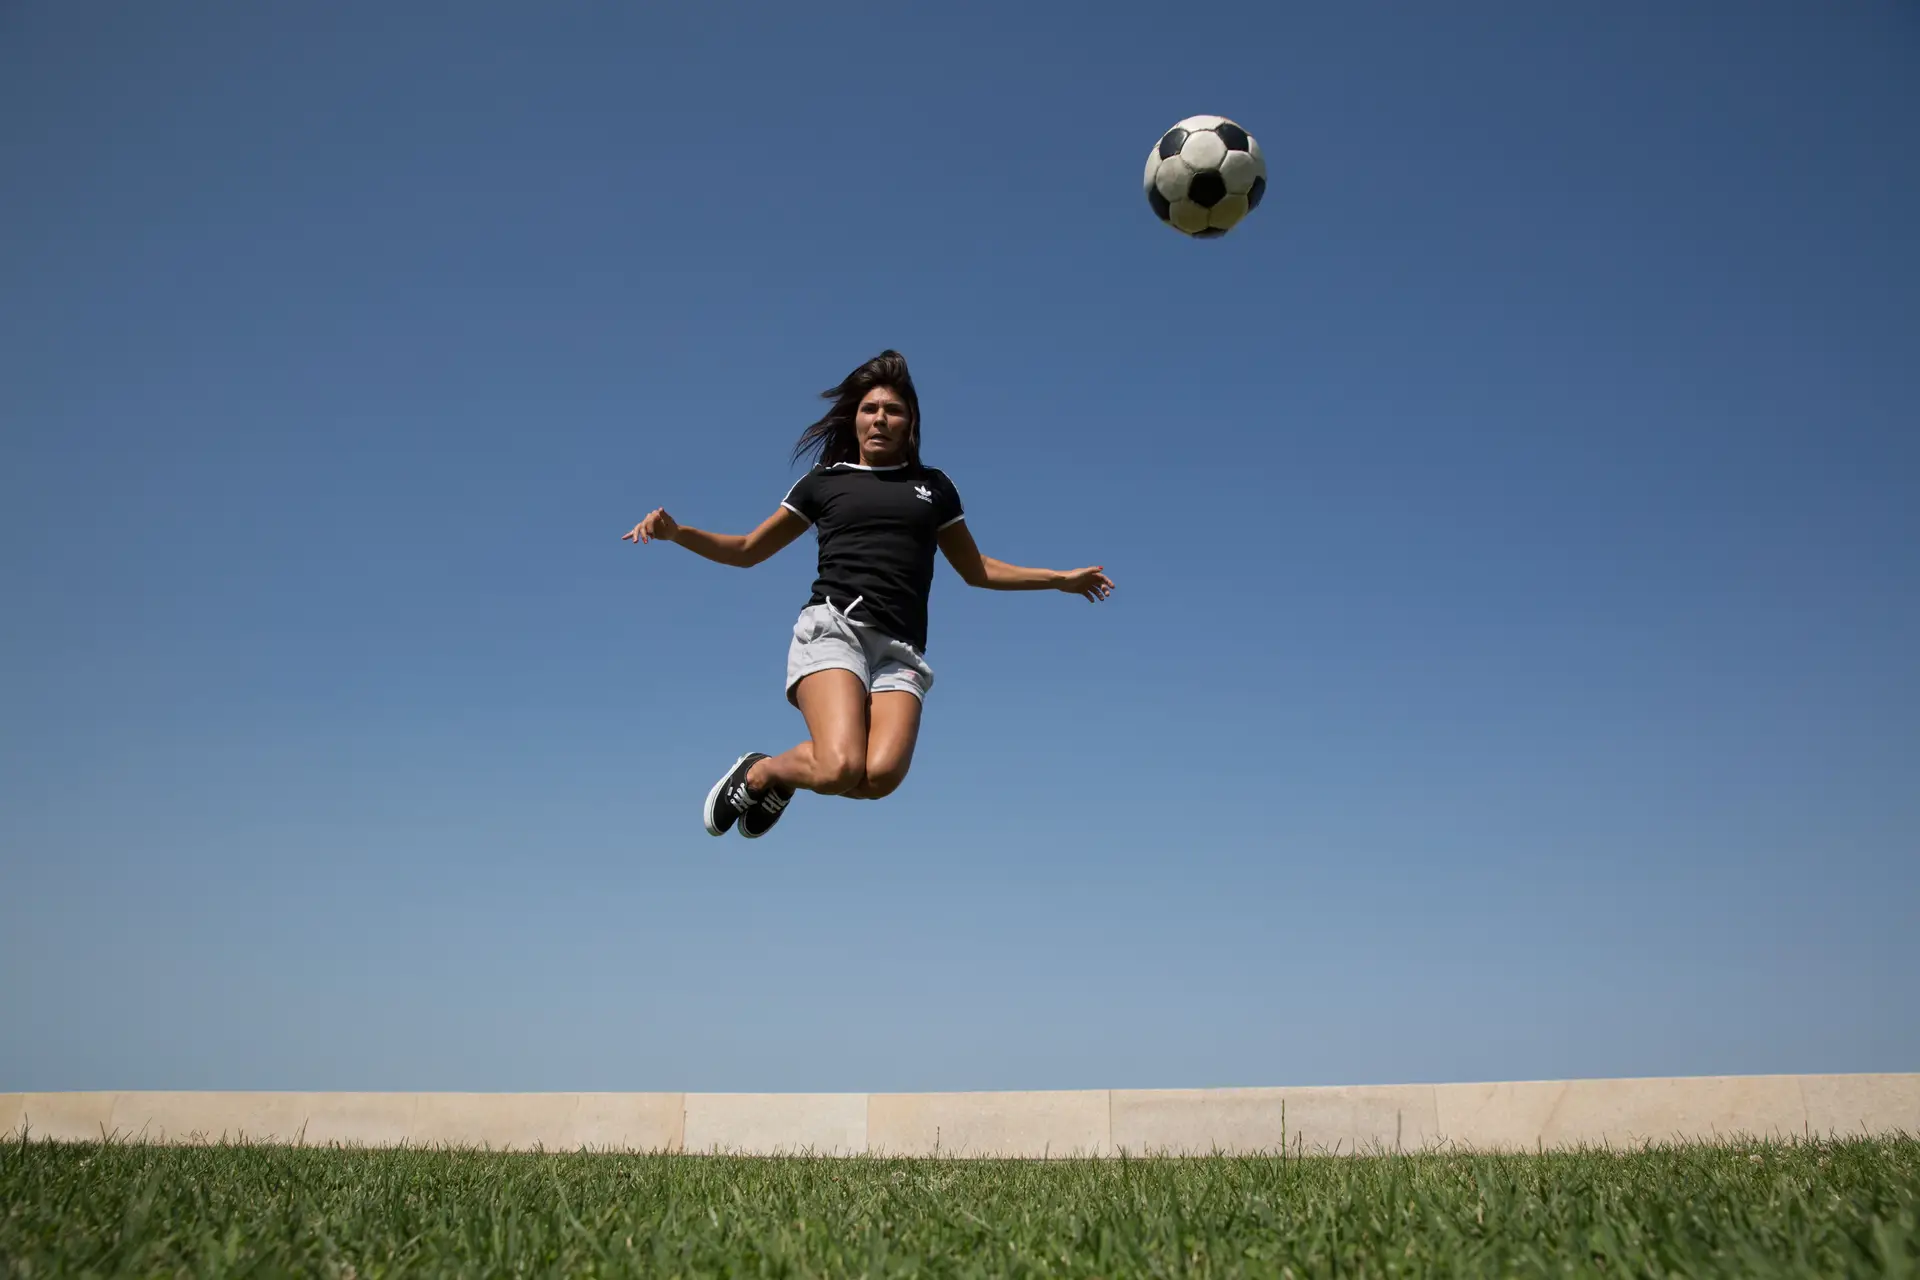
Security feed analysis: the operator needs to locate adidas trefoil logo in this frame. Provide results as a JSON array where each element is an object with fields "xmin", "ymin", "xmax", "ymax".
[{"xmin": 913, "ymin": 484, "xmax": 933, "ymax": 502}]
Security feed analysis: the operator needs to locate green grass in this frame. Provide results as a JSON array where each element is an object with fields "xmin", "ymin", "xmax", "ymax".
[{"xmin": 3, "ymin": 1135, "xmax": 1915, "ymax": 1277}]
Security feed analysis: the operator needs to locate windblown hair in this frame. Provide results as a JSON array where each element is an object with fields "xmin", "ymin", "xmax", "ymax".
[{"xmin": 792, "ymin": 349, "xmax": 922, "ymax": 469}]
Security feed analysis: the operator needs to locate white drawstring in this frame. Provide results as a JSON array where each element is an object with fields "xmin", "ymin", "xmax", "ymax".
[{"xmin": 827, "ymin": 595, "xmax": 867, "ymax": 626}]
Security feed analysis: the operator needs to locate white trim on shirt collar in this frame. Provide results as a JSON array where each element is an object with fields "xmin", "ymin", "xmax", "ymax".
[{"xmin": 830, "ymin": 461, "xmax": 910, "ymax": 472}]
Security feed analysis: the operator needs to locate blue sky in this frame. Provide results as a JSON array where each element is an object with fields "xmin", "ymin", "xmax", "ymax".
[{"xmin": 3, "ymin": 1, "xmax": 1915, "ymax": 1094}]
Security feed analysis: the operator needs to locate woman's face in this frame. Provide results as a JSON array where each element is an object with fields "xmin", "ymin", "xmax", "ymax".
[{"xmin": 856, "ymin": 385, "xmax": 912, "ymax": 466}]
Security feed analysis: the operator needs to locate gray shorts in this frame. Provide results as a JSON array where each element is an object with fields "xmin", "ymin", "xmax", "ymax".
[{"xmin": 785, "ymin": 601, "xmax": 936, "ymax": 704}]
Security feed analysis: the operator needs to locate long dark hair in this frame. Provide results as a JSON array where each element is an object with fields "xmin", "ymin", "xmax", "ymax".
[{"xmin": 791, "ymin": 349, "xmax": 922, "ymax": 469}]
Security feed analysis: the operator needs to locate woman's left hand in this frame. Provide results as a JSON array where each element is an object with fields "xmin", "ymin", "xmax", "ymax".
[{"xmin": 1058, "ymin": 566, "xmax": 1114, "ymax": 603}]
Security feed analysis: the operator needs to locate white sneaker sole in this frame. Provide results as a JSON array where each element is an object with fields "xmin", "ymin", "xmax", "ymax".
[{"xmin": 703, "ymin": 752, "xmax": 756, "ymax": 837}]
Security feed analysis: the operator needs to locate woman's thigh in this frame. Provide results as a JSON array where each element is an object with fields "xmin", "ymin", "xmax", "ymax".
[
  {"xmin": 792, "ymin": 668, "xmax": 870, "ymax": 768},
  {"xmin": 860, "ymin": 691, "xmax": 924, "ymax": 795}
]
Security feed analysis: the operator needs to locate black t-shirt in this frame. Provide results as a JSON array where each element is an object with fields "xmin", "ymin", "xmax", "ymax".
[{"xmin": 781, "ymin": 462, "xmax": 965, "ymax": 652}]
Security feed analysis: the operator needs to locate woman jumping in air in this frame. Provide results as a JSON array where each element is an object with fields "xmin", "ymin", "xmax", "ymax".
[{"xmin": 623, "ymin": 350, "xmax": 1114, "ymax": 839}]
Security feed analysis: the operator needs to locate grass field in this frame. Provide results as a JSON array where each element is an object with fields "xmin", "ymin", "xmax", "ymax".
[{"xmin": 3, "ymin": 1135, "xmax": 1915, "ymax": 1277}]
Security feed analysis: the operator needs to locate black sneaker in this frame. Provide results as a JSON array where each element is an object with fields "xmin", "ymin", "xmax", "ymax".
[
  {"xmin": 703, "ymin": 752, "xmax": 769, "ymax": 837},
  {"xmin": 738, "ymin": 783, "xmax": 794, "ymax": 839}
]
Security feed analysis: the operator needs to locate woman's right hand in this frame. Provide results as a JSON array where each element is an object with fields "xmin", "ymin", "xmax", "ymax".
[{"xmin": 622, "ymin": 508, "xmax": 679, "ymax": 545}]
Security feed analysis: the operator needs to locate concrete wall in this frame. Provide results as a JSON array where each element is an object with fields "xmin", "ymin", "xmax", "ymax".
[{"xmin": 2, "ymin": 1075, "xmax": 1913, "ymax": 1156}]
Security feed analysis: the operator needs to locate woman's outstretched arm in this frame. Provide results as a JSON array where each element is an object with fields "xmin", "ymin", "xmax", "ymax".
[
  {"xmin": 937, "ymin": 521, "xmax": 1114, "ymax": 602},
  {"xmin": 623, "ymin": 506, "xmax": 809, "ymax": 568}
]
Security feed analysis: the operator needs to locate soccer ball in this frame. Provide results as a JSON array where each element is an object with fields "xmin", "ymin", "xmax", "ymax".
[{"xmin": 1143, "ymin": 115, "xmax": 1267, "ymax": 238}]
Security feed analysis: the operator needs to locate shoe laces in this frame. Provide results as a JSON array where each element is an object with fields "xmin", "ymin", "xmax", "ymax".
[{"xmin": 757, "ymin": 788, "xmax": 790, "ymax": 814}]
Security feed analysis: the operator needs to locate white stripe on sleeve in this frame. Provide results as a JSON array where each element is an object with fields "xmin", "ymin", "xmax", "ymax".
[{"xmin": 781, "ymin": 475, "xmax": 814, "ymax": 524}]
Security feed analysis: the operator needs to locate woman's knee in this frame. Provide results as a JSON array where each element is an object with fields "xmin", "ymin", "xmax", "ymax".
[
  {"xmin": 812, "ymin": 744, "xmax": 867, "ymax": 795},
  {"xmin": 859, "ymin": 756, "xmax": 910, "ymax": 798}
]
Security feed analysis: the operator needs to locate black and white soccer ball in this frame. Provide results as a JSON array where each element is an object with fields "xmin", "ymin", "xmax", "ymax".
[{"xmin": 1143, "ymin": 115, "xmax": 1267, "ymax": 238}]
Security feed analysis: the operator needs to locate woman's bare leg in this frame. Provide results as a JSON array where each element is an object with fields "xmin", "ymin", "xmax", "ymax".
[
  {"xmin": 747, "ymin": 669, "xmax": 869, "ymax": 796},
  {"xmin": 844, "ymin": 691, "xmax": 923, "ymax": 799}
]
